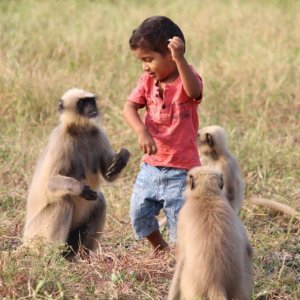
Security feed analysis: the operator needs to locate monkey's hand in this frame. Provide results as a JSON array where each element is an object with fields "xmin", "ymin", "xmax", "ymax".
[
  {"xmin": 105, "ymin": 148, "xmax": 130, "ymax": 178},
  {"xmin": 80, "ymin": 185, "xmax": 98, "ymax": 201}
]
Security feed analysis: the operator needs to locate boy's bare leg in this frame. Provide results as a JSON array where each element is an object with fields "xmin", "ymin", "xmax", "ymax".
[{"xmin": 146, "ymin": 230, "xmax": 169, "ymax": 252}]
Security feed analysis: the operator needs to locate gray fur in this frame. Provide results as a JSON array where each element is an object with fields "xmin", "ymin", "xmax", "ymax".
[
  {"xmin": 24, "ymin": 88, "xmax": 130, "ymax": 257},
  {"xmin": 168, "ymin": 166, "xmax": 252, "ymax": 300},
  {"xmin": 198, "ymin": 125, "xmax": 244, "ymax": 214}
]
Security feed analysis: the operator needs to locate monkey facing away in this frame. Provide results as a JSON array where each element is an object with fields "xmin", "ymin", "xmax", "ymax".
[
  {"xmin": 23, "ymin": 88, "xmax": 130, "ymax": 257},
  {"xmin": 198, "ymin": 125, "xmax": 300, "ymax": 219},
  {"xmin": 168, "ymin": 166, "xmax": 252, "ymax": 300}
]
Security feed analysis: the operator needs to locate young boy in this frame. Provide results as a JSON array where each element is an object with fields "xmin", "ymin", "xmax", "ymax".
[{"xmin": 124, "ymin": 16, "xmax": 203, "ymax": 252}]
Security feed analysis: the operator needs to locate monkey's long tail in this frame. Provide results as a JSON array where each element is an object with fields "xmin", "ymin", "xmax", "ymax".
[
  {"xmin": 248, "ymin": 197, "xmax": 300, "ymax": 219},
  {"xmin": 159, "ymin": 198, "xmax": 299, "ymax": 226}
]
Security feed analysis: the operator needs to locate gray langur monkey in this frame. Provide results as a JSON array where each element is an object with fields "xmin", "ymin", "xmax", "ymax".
[
  {"xmin": 198, "ymin": 125, "xmax": 300, "ymax": 219},
  {"xmin": 23, "ymin": 88, "xmax": 130, "ymax": 257},
  {"xmin": 168, "ymin": 166, "xmax": 253, "ymax": 300},
  {"xmin": 159, "ymin": 125, "xmax": 242, "ymax": 228},
  {"xmin": 198, "ymin": 125, "xmax": 244, "ymax": 214},
  {"xmin": 159, "ymin": 125, "xmax": 299, "ymax": 229}
]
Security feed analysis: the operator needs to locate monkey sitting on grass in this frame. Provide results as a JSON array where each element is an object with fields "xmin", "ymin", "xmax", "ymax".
[
  {"xmin": 159, "ymin": 125, "xmax": 299, "ymax": 230},
  {"xmin": 198, "ymin": 125, "xmax": 299, "ymax": 219},
  {"xmin": 168, "ymin": 166, "xmax": 253, "ymax": 300},
  {"xmin": 198, "ymin": 125, "xmax": 244, "ymax": 214},
  {"xmin": 23, "ymin": 88, "xmax": 130, "ymax": 258}
]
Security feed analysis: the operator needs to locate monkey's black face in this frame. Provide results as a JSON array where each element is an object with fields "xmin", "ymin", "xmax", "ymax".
[
  {"xmin": 77, "ymin": 97, "xmax": 98, "ymax": 118},
  {"xmin": 205, "ymin": 133, "xmax": 214, "ymax": 148}
]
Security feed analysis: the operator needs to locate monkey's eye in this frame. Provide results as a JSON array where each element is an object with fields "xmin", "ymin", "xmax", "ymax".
[
  {"xmin": 58, "ymin": 99, "xmax": 64, "ymax": 111},
  {"xmin": 78, "ymin": 99, "xmax": 85, "ymax": 106},
  {"xmin": 190, "ymin": 175, "xmax": 195, "ymax": 190},
  {"xmin": 205, "ymin": 133, "xmax": 214, "ymax": 147}
]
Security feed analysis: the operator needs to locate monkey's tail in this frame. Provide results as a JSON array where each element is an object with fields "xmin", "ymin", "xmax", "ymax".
[{"xmin": 248, "ymin": 197, "xmax": 300, "ymax": 219}]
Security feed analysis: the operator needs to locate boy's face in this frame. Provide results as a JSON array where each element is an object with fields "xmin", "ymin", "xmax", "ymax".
[{"xmin": 132, "ymin": 47, "xmax": 177, "ymax": 82}]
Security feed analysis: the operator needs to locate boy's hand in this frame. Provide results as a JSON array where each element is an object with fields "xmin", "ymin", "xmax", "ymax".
[
  {"xmin": 168, "ymin": 37, "xmax": 185, "ymax": 62},
  {"xmin": 138, "ymin": 129, "xmax": 157, "ymax": 155}
]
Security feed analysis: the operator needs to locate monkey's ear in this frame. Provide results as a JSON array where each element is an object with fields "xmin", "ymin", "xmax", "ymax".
[
  {"xmin": 218, "ymin": 174, "xmax": 224, "ymax": 190},
  {"xmin": 189, "ymin": 174, "xmax": 195, "ymax": 190},
  {"xmin": 58, "ymin": 99, "xmax": 64, "ymax": 112},
  {"xmin": 205, "ymin": 133, "xmax": 214, "ymax": 148}
]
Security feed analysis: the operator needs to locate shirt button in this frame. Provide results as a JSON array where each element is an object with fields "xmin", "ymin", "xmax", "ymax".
[{"xmin": 162, "ymin": 104, "xmax": 166, "ymax": 109}]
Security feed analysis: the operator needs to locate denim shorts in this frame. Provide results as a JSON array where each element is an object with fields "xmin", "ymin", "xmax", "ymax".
[{"xmin": 130, "ymin": 162, "xmax": 187, "ymax": 243}]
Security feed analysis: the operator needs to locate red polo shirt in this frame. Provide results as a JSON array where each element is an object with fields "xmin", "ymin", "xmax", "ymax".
[{"xmin": 128, "ymin": 67, "xmax": 203, "ymax": 170}]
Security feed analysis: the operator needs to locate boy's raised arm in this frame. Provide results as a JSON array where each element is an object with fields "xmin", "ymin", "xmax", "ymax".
[{"xmin": 168, "ymin": 37, "xmax": 202, "ymax": 99}]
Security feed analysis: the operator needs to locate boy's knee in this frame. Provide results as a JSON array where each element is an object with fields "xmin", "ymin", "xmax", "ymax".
[{"xmin": 131, "ymin": 217, "xmax": 160, "ymax": 240}]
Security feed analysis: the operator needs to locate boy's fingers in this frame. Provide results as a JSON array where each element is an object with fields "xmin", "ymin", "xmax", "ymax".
[
  {"xmin": 168, "ymin": 37, "xmax": 181, "ymax": 44},
  {"xmin": 140, "ymin": 144, "xmax": 152, "ymax": 154},
  {"xmin": 144, "ymin": 144, "xmax": 157, "ymax": 155},
  {"xmin": 148, "ymin": 145, "xmax": 154, "ymax": 155},
  {"xmin": 168, "ymin": 42, "xmax": 181, "ymax": 52},
  {"xmin": 168, "ymin": 40, "xmax": 177, "ymax": 46},
  {"xmin": 168, "ymin": 36, "xmax": 180, "ymax": 41},
  {"xmin": 141, "ymin": 145, "xmax": 147, "ymax": 153},
  {"xmin": 151, "ymin": 145, "xmax": 157, "ymax": 154}
]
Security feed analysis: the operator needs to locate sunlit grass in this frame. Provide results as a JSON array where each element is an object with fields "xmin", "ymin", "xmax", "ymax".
[{"xmin": 0, "ymin": 0, "xmax": 299, "ymax": 298}]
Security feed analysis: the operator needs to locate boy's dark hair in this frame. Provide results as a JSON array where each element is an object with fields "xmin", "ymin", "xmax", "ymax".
[{"xmin": 129, "ymin": 16, "xmax": 185, "ymax": 55}]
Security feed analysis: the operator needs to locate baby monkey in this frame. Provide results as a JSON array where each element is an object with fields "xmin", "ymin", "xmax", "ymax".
[{"xmin": 168, "ymin": 166, "xmax": 252, "ymax": 300}]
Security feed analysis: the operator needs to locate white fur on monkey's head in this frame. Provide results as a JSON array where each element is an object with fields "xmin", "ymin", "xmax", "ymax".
[
  {"xmin": 185, "ymin": 166, "xmax": 224, "ymax": 199},
  {"xmin": 61, "ymin": 88, "xmax": 96, "ymax": 102},
  {"xmin": 59, "ymin": 88, "xmax": 99, "ymax": 125}
]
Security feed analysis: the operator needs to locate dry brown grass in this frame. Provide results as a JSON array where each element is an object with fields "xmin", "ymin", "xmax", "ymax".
[{"xmin": 0, "ymin": 0, "xmax": 299, "ymax": 299}]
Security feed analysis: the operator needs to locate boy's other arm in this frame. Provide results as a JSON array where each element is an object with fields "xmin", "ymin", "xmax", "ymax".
[
  {"xmin": 123, "ymin": 101, "xmax": 157, "ymax": 155},
  {"xmin": 168, "ymin": 37, "xmax": 202, "ymax": 99}
]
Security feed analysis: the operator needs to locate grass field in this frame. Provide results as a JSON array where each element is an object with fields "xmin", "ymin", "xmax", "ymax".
[{"xmin": 0, "ymin": 0, "xmax": 299, "ymax": 299}]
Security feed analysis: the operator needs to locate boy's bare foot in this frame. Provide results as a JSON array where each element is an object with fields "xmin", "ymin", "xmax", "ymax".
[{"xmin": 146, "ymin": 230, "xmax": 169, "ymax": 253}]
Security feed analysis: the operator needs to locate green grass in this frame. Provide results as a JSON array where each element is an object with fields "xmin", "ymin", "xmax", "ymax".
[{"xmin": 0, "ymin": 0, "xmax": 299, "ymax": 299}]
